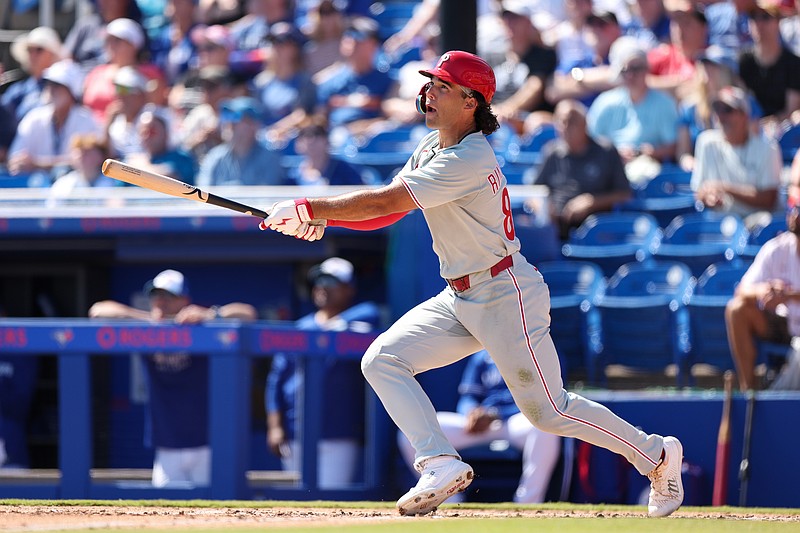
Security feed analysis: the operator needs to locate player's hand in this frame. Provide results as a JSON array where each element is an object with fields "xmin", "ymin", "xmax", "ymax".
[
  {"xmin": 464, "ymin": 407, "xmax": 499, "ymax": 434},
  {"xmin": 260, "ymin": 199, "xmax": 314, "ymax": 236},
  {"xmin": 267, "ymin": 427, "xmax": 287, "ymax": 457},
  {"xmin": 294, "ymin": 220, "xmax": 327, "ymax": 241}
]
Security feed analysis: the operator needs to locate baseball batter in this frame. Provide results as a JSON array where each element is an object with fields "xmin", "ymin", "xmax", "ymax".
[{"xmin": 261, "ymin": 51, "xmax": 684, "ymax": 517}]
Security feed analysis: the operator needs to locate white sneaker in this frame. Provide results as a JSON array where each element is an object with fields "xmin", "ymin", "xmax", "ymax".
[
  {"xmin": 396, "ymin": 456, "xmax": 474, "ymax": 516},
  {"xmin": 647, "ymin": 436, "xmax": 684, "ymax": 517}
]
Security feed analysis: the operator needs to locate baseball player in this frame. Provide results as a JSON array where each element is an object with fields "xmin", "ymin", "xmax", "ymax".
[{"xmin": 260, "ymin": 50, "xmax": 684, "ymax": 517}]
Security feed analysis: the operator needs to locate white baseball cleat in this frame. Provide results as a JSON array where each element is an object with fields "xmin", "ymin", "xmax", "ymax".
[
  {"xmin": 647, "ymin": 436, "xmax": 684, "ymax": 517},
  {"xmin": 396, "ymin": 456, "xmax": 474, "ymax": 516}
]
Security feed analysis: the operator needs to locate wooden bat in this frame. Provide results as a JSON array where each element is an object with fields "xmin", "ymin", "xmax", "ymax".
[
  {"xmin": 739, "ymin": 390, "xmax": 756, "ymax": 507},
  {"xmin": 101, "ymin": 159, "xmax": 269, "ymax": 218},
  {"xmin": 712, "ymin": 370, "xmax": 734, "ymax": 506}
]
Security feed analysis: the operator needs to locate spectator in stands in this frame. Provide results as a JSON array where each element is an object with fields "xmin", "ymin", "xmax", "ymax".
[
  {"xmin": 64, "ymin": 0, "xmax": 144, "ymax": 72},
  {"xmin": 725, "ymin": 162, "xmax": 800, "ymax": 391},
  {"xmin": 253, "ymin": 22, "xmax": 317, "ymax": 143},
  {"xmin": 47, "ymin": 134, "xmax": 117, "ymax": 206},
  {"xmin": 302, "ymin": 0, "xmax": 347, "ymax": 77},
  {"xmin": 587, "ymin": 36, "xmax": 679, "ymax": 179},
  {"xmin": 545, "ymin": 0, "xmax": 596, "ymax": 74},
  {"xmin": 82, "ymin": 18, "xmax": 166, "ymax": 123},
  {"xmin": 179, "ymin": 66, "xmax": 232, "ymax": 161},
  {"xmin": 196, "ymin": 96, "xmax": 287, "ymax": 186},
  {"xmin": 699, "ymin": 0, "xmax": 753, "ymax": 51},
  {"xmin": 8, "ymin": 61, "xmax": 102, "ymax": 184},
  {"xmin": 266, "ymin": 257, "xmax": 381, "ymax": 488},
  {"xmin": 288, "ymin": 123, "xmax": 366, "ymax": 186},
  {"xmin": 2, "ymin": 27, "xmax": 63, "ymax": 123},
  {"xmin": 89, "ymin": 269, "xmax": 257, "ymax": 487},
  {"xmin": 676, "ymin": 45, "xmax": 762, "ymax": 171},
  {"xmin": 198, "ymin": 0, "xmax": 244, "ymax": 25},
  {"xmin": 106, "ymin": 66, "xmax": 151, "ymax": 159},
  {"xmin": 691, "ymin": 86, "xmax": 781, "ymax": 226},
  {"xmin": 545, "ymin": 10, "xmax": 621, "ymax": 108},
  {"xmin": 230, "ymin": 0, "xmax": 294, "ymax": 53},
  {"xmin": 191, "ymin": 24, "xmax": 235, "ymax": 71},
  {"xmin": 646, "ymin": 2, "xmax": 708, "ymax": 99},
  {"xmin": 534, "ymin": 99, "xmax": 632, "ymax": 240},
  {"xmin": 491, "ymin": 2, "xmax": 558, "ymax": 135},
  {"xmin": 397, "ymin": 350, "xmax": 561, "ymax": 504},
  {"xmin": 739, "ymin": 0, "xmax": 800, "ymax": 137},
  {"xmin": 126, "ymin": 105, "xmax": 197, "ymax": 185},
  {"xmin": 624, "ymin": 0, "xmax": 672, "ymax": 50},
  {"xmin": 779, "ymin": 0, "xmax": 800, "ymax": 55},
  {"xmin": 315, "ymin": 17, "xmax": 397, "ymax": 140},
  {"xmin": 150, "ymin": 0, "xmax": 202, "ymax": 85}
]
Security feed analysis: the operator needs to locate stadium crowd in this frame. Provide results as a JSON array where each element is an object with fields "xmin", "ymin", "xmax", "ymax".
[{"xmin": 0, "ymin": 0, "xmax": 797, "ymax": 199}]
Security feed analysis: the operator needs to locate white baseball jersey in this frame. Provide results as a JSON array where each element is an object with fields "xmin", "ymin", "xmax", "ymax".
[
  {"xmin": 362, "ymin": 128, "xmax": 666, "ymax": 482},
  {"xmin": 396, "ymin": 131, "xmax": 520, "ymax": 279}
]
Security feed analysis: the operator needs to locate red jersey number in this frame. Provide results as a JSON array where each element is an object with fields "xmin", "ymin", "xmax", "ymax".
[{"xmin": 501, "ymin": 187, "xmax": 515, "ymax": 241}]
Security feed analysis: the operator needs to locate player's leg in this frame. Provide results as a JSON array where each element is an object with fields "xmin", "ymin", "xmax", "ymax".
[
  {"xmin": 461, "ymin": 259, "xmax": 683, "ymax": 516},
  {"xmin": 506, "ymin": 413, "xmax": 560, "ymax": 503},
  {"xmin": 152, "ymin": 448, "xmax": 181, "ymax": 487},
  {"xmin": 362, "ymin": 291, "xmax": 481, "ymax": 515},
  {"xmin": 725, "ymin": 294, "xmax": 774, "ymax": 391},
  {"xmin": 182, "ymin": 446, "xmax": 211, "ymax": 487}
]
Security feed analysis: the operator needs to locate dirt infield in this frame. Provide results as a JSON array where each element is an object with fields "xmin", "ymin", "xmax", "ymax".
[{"xmin": 1, "ymin": 505, "xmax": 799, "ymax": 530}]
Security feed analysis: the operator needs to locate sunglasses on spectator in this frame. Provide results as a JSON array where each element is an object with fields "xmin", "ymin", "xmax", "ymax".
[
  {"xmin": 750, "ymin": 12, "xmax": 777, "ymax": 22},
  {"xmin": 197, "ymin": 44, "xmax": 224, "ymax": 52},
  {"xmin": 712, "ymin": 102, "xmax": 738, "ymax": 115},
  {"xmin": 27, "ymin": 46, "xmax": 46, "ymax": 55},
  {"xmin": 114, "ymin": 84, "xmax": 142, "ymax": 96}
]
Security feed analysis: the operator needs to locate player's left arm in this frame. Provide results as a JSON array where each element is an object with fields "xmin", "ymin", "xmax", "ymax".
[{"xmin": 308, "ymin": 179, "xmax": 417, "ymax": 221}]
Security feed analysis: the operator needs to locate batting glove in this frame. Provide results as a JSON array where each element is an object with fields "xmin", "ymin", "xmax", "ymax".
[
  {"xmin": 295, "ymin": 220, "xmax": 326, "ymax": 242},
  {"xmin": 260, "ymin": 199, "xmax": 314, "ymax": 236}
]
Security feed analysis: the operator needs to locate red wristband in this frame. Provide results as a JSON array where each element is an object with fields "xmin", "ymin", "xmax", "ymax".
[{"xmin": 294, "ymin": 198, "xmax": 314, "ymax": 222}]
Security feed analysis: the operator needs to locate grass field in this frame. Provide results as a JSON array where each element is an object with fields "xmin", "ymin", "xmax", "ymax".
[{"xmin": 2, "ymin": 501, "xmax": 798, "ymax": 532}]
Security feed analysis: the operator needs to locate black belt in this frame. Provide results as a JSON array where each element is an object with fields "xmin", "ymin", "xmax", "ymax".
[{"xmin": 446, "ymin": 255, "xmax": 514, "ymax": 292}]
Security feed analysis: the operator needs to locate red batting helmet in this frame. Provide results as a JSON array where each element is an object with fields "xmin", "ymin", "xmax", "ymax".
[{"xmin": 419, "ymin": 50, "xmax": 496, "ymax": 104}]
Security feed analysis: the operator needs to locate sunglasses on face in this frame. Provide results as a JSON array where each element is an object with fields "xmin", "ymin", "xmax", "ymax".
[
  {"xmin": 750, "ymin": 12, "xmax": 778, "ymax": 22},
  {"xmin": 621, "ymin": 64, "xmax": 647, "ymax": 75},
  {"xmin": 27, "ymin": 46, "xmax": 46, "ymax": 55},
  {"xmin": 712, "ymin": 102, "xmax": 739, "ymax": 115},
  {"xmin": 114, "ymin": 84, "xmax": 142, "ymax": 96}
]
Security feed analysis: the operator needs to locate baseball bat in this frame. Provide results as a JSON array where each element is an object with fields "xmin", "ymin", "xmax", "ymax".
[
  {"xmin": 738, "ymin": 390, "xmax": 756, "ymax": 507},
  {"xmin": 712, "ymin": 370, "xmax": 734, "ymax": 506},
  {"xmin": 101, "ymin": 159, "xmax": 269, "ymax": 219}
]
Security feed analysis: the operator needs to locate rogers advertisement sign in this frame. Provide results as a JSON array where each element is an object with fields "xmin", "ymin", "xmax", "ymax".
[
  {"xmin": 0, "ymin": 328, "xmax": 28, "ymax": 348},
  {"xmin": 96, "ymin": 327, "xmax": 193, "ymax": 350}
]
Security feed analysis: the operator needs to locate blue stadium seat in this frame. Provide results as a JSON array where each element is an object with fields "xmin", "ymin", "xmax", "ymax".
[
  {"xmin": 651, "ymin": 212, "xmax": 748, "ymax": 277},
  {"xmin": 595, "ymin": 261, "xmax": 694, "ymax": 385},
  {"xmin": 777, "ymin": 123, "xmax": 800, "ymax": 164},
  {"xmin": 369, "ymin": 1, "xmax": 419, "ymax": 41},
  {"xmin": 537, "ymin": 261, "xmax": 604, "ymax": 381},
  {"xmin": 342, "ymin": 124, "xmax": 428, "ymax": 181},
  {"xmin": 616, "ymin": 170, "xmax": 698, "ymax": 228},
  {"xmin": 686, "ymin": 260, "xmax": 751, "ymax": 371},
  {"xmin": 504, "ymin": 124, "xmax": 558, "ymax": 166},
  {"xmin": 561, "ymin": 212, "xmax": 662, "ymax": 277},
  {"xmin": 742, "ymin": 215, "xmax": 786, "ymax": 260}
]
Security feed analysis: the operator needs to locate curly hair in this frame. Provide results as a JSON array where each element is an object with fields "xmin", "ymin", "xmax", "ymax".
[{"xmin": 472, "ymin": 92, "xmax": 500, "ymax": 135}]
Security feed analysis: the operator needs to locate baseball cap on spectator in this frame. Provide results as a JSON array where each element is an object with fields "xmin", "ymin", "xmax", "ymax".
[
  {"xmin": 268, "ymin": 22, "xmax": 306, "ymax": 45},
  {"xmin": 191, "ymin": 24, "xmax": 233, "ymax": 50},
  {"xmin": 220, "ymin": 96, "xmax": 263, "ymax": 122},
  {"xmin": 697, "ymin": 45, "xmax": 739, "ymax": 75},
  {"xmin": 113, "ymin": 65, "xmax": 149, "ymax": 94},
  {"xmin": 712, "ymin": 86, "xmax": 751, "ymax": 116},
  {"xmin": 11, "ymin": 26, "xmax": 63, "ymax": 71},
  {"xmin": 42, "ymin": 60, "xmax": 84, "ymax": 101},
  {"xmin": 105, "ymin": 18, "xmax": 145, "ymax": 51},
  {"xmin": 501, "ymin": 0, "xmax": 535, "ymax": 19},
  {"xmin": 308, "ymin": 257, "xmax": 354, "ymax": 287},
  {"xmin": 144, "ymin": 269, "xmax": 190, "ymax": 297},
  {"xmin": 345, "ymin": 16, "xmax": 380, "ymax": 41},
  {"xmin": 609, "ymin": 36, "xmax": 649, "ymax": 79},
  {"xmin": 587, "ymin": 11, "xmax": 619, "ymax": 27}
]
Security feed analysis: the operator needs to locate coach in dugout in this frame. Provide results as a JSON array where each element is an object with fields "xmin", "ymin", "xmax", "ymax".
[{"xmin": 89, "ymin": 269, "xmax": 256, "ymax": 487}]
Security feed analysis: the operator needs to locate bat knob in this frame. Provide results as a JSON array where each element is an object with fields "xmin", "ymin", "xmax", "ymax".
[{"xmin": 102, "ymin": 159, "xmax": 113, "ymax": 175}]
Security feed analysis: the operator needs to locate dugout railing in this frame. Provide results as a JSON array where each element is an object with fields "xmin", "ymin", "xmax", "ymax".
[{"xmin": 0, "ymin": 319, "xmax": 393, "ymax": 501}]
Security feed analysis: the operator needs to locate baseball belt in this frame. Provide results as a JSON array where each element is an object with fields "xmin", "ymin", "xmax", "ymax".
[{"xmin": 446, "ymin": 255, "xmax": 514, "ymax": 293}]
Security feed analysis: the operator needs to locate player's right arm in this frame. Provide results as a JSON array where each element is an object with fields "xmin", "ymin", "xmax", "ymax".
[{"xmin": 308, "ymin": 178, "xmax": 417, "ymax": 221}]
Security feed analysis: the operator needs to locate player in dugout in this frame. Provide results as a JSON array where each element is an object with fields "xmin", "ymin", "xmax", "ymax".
[{"xmin": 258, "ymin": 50, "xmax": 684, "ymax": 518}]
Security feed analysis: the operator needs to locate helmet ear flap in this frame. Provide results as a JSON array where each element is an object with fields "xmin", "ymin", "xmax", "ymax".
[{"xmin": 416, "ymin": 82, "xmax": 429, "ymax": 115}]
